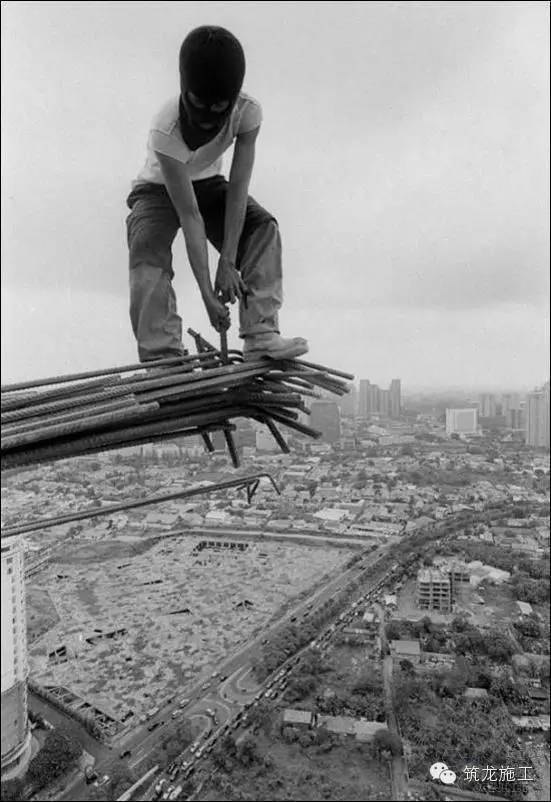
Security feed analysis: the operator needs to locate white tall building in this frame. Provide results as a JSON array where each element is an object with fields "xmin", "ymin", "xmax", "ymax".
[
  {"xmin": 525, "ymin": 384, "xmax": 550, "ymax": 448},
  {"xmin": 256, "ymin": 428, "xmax": 282, "ymax": 452},
  {"xmin": 1, "ymin": 536, "xmax": 32, "ymax": 779},
  {"xmin": 445, "ymin": 408, "xmax": 478, "ymax": 435}
]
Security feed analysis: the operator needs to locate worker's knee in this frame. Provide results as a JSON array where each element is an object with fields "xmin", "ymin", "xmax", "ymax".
[{"xmin": 127, "ymin": 221, "xmax": 175, "ymax": 277}]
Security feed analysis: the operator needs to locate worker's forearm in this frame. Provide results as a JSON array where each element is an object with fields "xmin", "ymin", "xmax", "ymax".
[
  {"xmin": 180, "ymin": 212, "xmax": 214, "ymax": 299},
  {"xmin": 221, "ymin": 180, "xmax": 249, "ymax": 263}
]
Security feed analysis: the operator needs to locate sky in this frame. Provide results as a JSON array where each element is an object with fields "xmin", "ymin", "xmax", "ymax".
[{"xmin": 1, "ymin": 0, "xmax": 549, "ymax": 391}]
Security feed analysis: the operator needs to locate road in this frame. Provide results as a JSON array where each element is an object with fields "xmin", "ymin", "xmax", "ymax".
[{"xmin": 375, "ymin": 603, "xmax": 410, "ymax": 802}]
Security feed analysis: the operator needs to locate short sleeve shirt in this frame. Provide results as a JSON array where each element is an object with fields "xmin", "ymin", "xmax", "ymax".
[{"xmin": 132, "ymin": 92, "xmax": 262, "ymax": 187}]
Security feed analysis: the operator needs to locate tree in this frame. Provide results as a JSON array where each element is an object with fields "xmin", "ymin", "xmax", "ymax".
[
  {"xmin": 27, "ymin": 730, "xmax": 82, "ymax": 790},
  {"xmin": 400, "ymin": 659, "xmax": 415, "ymax": 676},
  {"xmin": 106, "ymin": 766, "xmax": 136, "ymax": 801},
  {"xmin": 385, "ymin": 621, "xmax": 402, "ymax": 640},
  {"xmin": 0, "ymin": 779, "xmax": 24, "ymax": 801},
  {"xmin": 373, "ymin": 729, "xmax": 403, "ymax": 757}
]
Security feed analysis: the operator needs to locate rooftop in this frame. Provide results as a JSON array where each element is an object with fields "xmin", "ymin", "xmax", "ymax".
[{"xmin": 390, "ymin": 639, "xmax": 421, "ymax": 656}]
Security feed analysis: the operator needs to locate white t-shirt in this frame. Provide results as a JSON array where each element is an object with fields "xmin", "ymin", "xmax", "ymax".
[{"xmin": 133, "ymin": 92, "xmax": 262, "ymax": 187}]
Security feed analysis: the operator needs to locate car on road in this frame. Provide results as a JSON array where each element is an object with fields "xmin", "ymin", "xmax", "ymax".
[
  {"xmin": 84, "ymin": 766, "xmax": 98, "ymax": 784},
  {"xmin": 171, "ymin": 710, "xmax": 181, "ymax": 719},
  {"xmin": 219, "ymin": 674, "xmax": 228, "ymax": 681},
  {"xmin": 119, "ymin": 749, "xmax": 132, "ymax": 759},
  {"xmin": 147, "ymin": 720, "xmax": 163, "ymax": 732},
  {"xmin": 201, "ymin": 682, "xmax": 210, "ymax": 691},
  {"xmin": 178, "ymin": 697, "xmax": 190, "ymax": 707}
]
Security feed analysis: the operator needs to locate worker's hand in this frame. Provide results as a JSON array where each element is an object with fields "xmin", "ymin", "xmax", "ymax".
[
  {"xmin": 203, "ymin": 292, "xmax": 230, "ymax": 333},
  {"xmin": 215, "ymin": 256, "xmax": 248, "ymax": 305}
]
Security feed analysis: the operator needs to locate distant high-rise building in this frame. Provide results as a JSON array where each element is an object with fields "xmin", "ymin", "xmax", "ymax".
[
  {"xmin": 310, "ymin": 401, "xmax": 341, "ymax": 443},
  {"xmin": 478, "ymin": 394, "xmax": 497, "ymax": 418},
  {"xmin": 507, "ymin": 408, "xmax": 525, "ymax": 430},
  {"xmin": 445, "ymin": 408, "xmax": 478, "ymax": 435},
  {"xmin": 368, "ymin": 384, "xmax": 379, "ymax": 416},
  {"xmin": 338, "ymin": 383, "xmax": 357, "ymax": 417},
  {"xmin": 501, "ymin": 393, "xmax": 521, "ymax": 416},
  {"xmin": 525, "ymin": 384, "xmax": 550, "ymax": 448},
  {"xmin": 358, "ymin": 380, "xmax": 371, "ymax": 418},
  {"xmin": 1, "ymin": 536, "xmax": 31, "ymax": 780},
  {"xmin": 389, "ymin": 379, "xmax": 401, "ymax": 419},
  {"xmin": 378, "ymin": 389, "xmax": 390, "ymax": 418}
]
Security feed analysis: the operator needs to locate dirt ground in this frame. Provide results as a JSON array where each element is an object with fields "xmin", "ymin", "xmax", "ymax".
[
  {"xmin": 26, "ymin": 586, "xmax": 60, "ymax": 643},
  {"xmin": 26, "ymin": 535, "xmax": 354, "ymax": 720}
]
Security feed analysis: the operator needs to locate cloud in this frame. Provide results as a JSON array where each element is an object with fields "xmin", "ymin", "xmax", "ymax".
[{"xmin": 1, "ymin": 0, "xmax": 548, "ymax": 388}]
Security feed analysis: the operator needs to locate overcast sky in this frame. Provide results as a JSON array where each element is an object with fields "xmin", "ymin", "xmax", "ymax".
[{"xmin": 2, "ymin": 0, "xmax": 549, "ymax": 390}]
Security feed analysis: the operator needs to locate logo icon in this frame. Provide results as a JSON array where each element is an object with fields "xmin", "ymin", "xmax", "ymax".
[{"xmin": 430, "ymin": 762, "xmax": 457, "ymax": 785}]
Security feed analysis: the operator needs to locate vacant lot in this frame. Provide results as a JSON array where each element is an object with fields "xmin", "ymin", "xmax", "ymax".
[
  {"xmin": 27, "ymin": 536, "xmax": 354, "ymax": 720},
  {"xmin": 26, "ymin": 586, "xmax": 59, "ymax": 643}
]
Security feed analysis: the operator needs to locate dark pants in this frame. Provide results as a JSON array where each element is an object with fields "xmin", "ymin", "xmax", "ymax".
[{"xmin": 126, "ymin": 178, "xmax": 283, "ymax": 362}]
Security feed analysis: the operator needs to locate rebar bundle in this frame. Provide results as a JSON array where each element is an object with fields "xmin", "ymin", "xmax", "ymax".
[{"xmin": 1, "ymin": 337, "xmax": 353, "ymax": 471}]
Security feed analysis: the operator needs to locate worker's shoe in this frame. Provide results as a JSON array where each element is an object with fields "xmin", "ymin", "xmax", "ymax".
[{"xmin": 243, "ymin": 333, "xmax": 309, "ymax": 362}]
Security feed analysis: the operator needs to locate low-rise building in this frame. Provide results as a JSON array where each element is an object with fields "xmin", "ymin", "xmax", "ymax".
[
  {"xmin": 516, "ymin": 601, "xmax": 533, "ymax": 616},
  {"xmin": 389, "ymin": 639, "xmax": 422, "ymax": 665}
]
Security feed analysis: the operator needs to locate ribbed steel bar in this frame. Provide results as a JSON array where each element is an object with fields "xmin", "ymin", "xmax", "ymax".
[
  {"xmin": 277, "ymin": 369, "xmax": 348, "ymax": 395},
  {"xmin": 2, "ymin": 406, "xmax": 253, "ymax": 469},
  {"xmin": 0, "ymin": 374, "xmax": 124, "ymax": 412},
  {"xmin": 1, "ymin": 384, "xmax": 143, "ymax": 423},
  {"xmin": 1, "ymin": 402, "xmax": 160, "ymax": 450},
  {"xmin": 1, "ymin": 396, "xmax": 139, "ymax": 436},
  {"xmin": 252, "ymin": 406, "xmax": 322, "ymax": 438},
  {"xmin": 134, "ymin": 393, "xmax": 304, "ymax": 427},
  {"xmin": 291, "ymin": 358, "xmax": 354, "ymax": 381},
  {"xmin": 1, "ymin": 422, "xmax": 235, "ymax": 471},
  {"xmin": 1, "ymin": 472, "xmax": 279, "ymax": 539},
  {"xmin": 132, "ymin": 365, "xmax": 297, "ymax": 405},
  {"xmin": 0, "ymin": 354, "xmax": 234, "ymax": 393},
  {"xmin": 263, "ymin": 405, "xmax": 301, "ymax": 421}
]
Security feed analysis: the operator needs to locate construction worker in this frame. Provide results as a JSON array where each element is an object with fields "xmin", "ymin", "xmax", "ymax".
[{"xmin": 126, "ymin": 25, "xmax": 309, "ymax": 363}]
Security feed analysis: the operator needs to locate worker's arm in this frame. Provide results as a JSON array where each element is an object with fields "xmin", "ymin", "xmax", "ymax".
[
  {"xmin": 155, "ymin": 151, "xmax": 229, "ymax": 332},
  {"xmin": 215, "ymin": 126, "xmax": 260, "ymax": 304}
]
